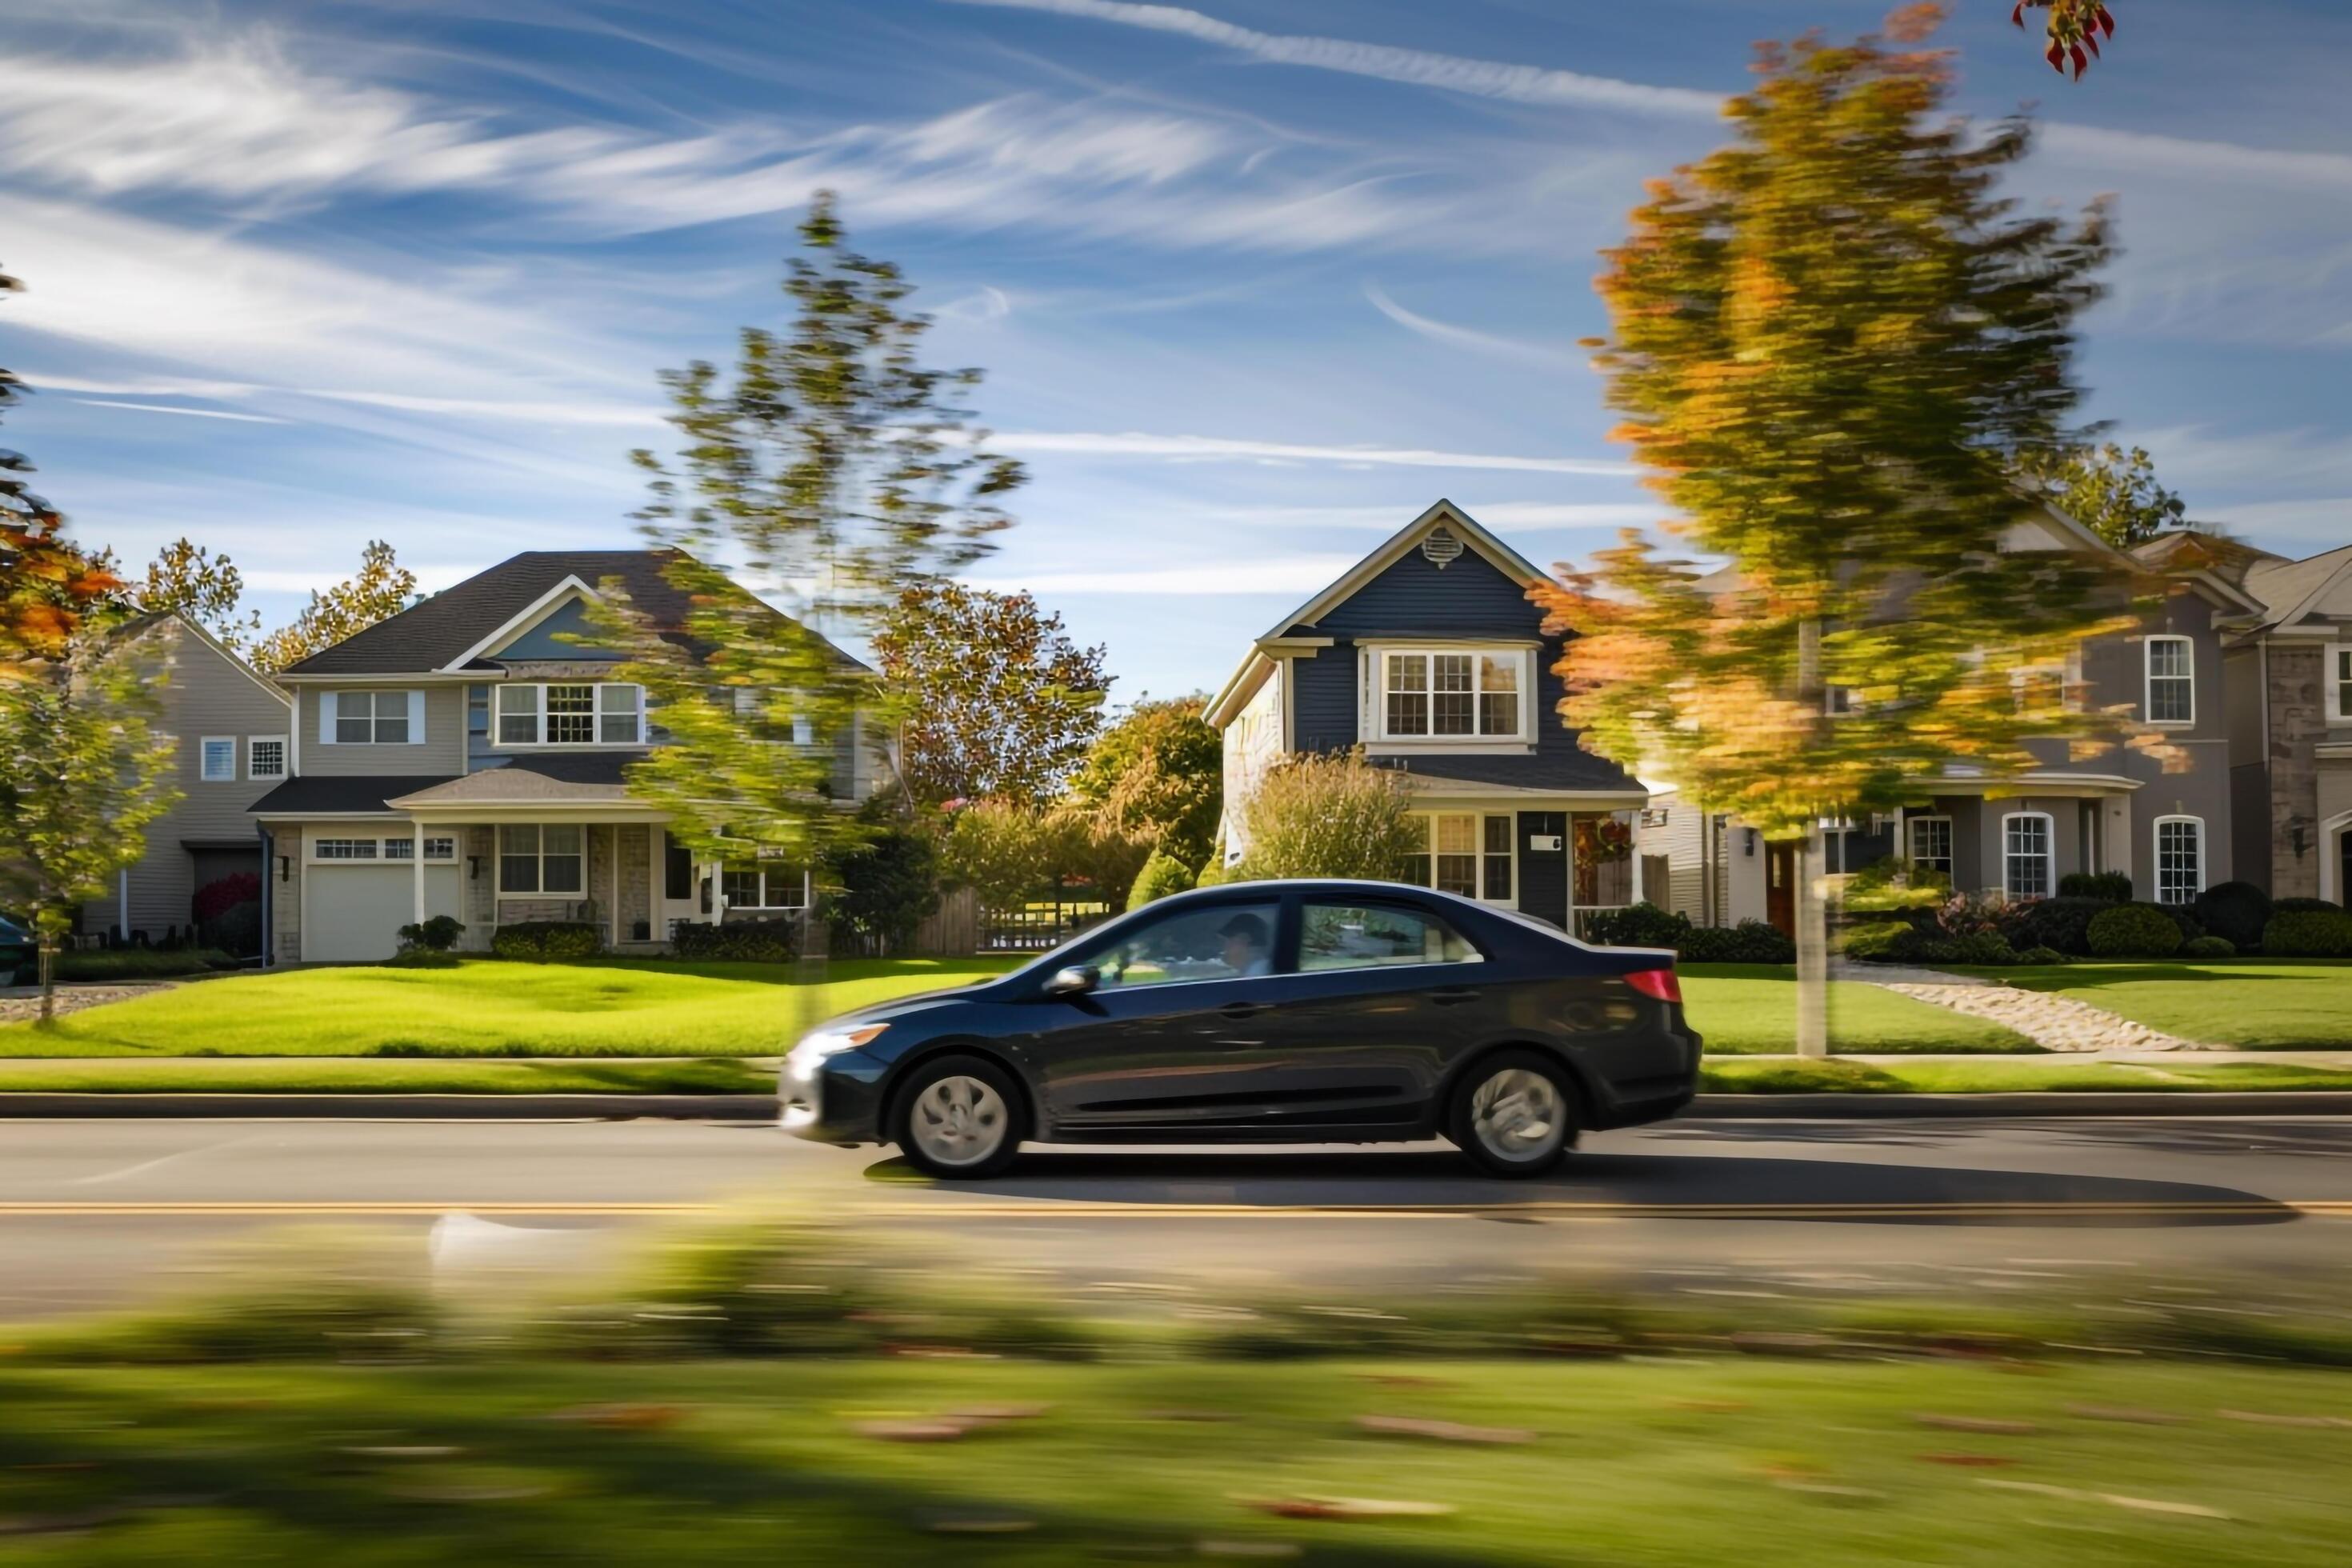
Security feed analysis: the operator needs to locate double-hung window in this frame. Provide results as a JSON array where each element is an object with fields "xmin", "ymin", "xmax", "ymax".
[
  {"xmin": 1906, "ymin": 817, "xmax": 1954, "ymax": 878},
  {"xmin": 2145, "ymin": 636, "xmax": 2194, "ymax": 725},
  {"xmin": 334, "ymin": 691, "xmax": 410, "ymax": 744},
  {"xmin": 1398, "ymin": 813, "xmax": 1513, "ymax": 902},
  {"xmin": 498, "ymin": 824, "xmax": 583, "ymax": 894},
  {"xmin": 722, "ymin": 863, "xmax": 806, "ymax": 911},
  {"xmin": 2002, "ymin": 812, "xmax": 2054, "ymax": 901},
  {"xmin": 2154, "ymin": 818, "xmax": 2203, "ymax": 905},
  {"xmin": 199, "ymin": 737, "xmax": 236, "ymax": 782},
  {"xmin": 2330, "ymin": 645, "xmax": 2352, "ymax": 723},
  {"xmin": 1379, "ymin": 650, "xmax": 1522, "ymax": 740},
  {"xmin": 494, "ymin": 682, "xmax": 645, "ymax": 746}
]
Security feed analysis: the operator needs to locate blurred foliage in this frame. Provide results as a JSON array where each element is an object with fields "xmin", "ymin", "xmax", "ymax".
[
  {"xmin": 2019, "ymin": 441, "xmax": 2186, "ymax": 548},
  {"xmin": 938, "ymin": 798, "xmax": 1154, "ymax": 913},
  {"xmin": 246, "ymin": 540, "xmax": 415, "ymax": 675},
  {"xmin": 1126, "ymin": 849, "xmax": 1196, "ymax": 908},
  {"xmin": 138, "ymin": 538, "xmax": 262, "ymax": 656},
  {"xmin": 1070, "ymin": 695, "xmax": 1224, "ymax": 869}
]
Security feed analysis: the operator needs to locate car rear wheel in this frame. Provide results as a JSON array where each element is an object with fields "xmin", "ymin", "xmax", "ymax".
[
  {"xmin": 892, "ymin": 1054, "xmax": 1024, "ymax": 1180},
  {"xmin": 1447, "ymin": 1050, "xmax": 1578, "ymax": 1178}
]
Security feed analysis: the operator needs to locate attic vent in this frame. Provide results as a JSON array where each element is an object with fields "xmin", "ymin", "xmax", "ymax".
[{"xmin": 1421, "ymin": 528, "xmax": 1464, "ymax": 569}]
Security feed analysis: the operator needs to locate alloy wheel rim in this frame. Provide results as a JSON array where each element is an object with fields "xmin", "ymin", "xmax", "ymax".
[
  {"xmin": 1470, "ymin": 1068, "xmax": 1564, "ymax": 1161},
  {"xmin": 909, "ymin": 1075, "xmax": 1010, "ymax": 1167}
]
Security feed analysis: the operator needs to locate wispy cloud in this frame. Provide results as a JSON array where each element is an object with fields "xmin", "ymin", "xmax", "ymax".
[
  {"xmin": 945, "ymin": 0, "xmax": 1724, "ymax": 119},
  {"xmin": 70, "ymin": 399, "xmax": 290, "ymax": 424},
  {"xmin": 1363, "ymin": 283, "xmax": 1582, "ymax": 367},
  {"xmin": 968, "ymin": 554, "xmax": 1364, "ymax": 594},
  {"xmin": 993, "ymin": 430, "xmax": 1634, "ymax": 474}
]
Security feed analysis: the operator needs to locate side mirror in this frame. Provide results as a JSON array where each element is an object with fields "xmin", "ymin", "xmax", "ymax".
[{"xmin": 1043, "ymin": 963, "xmax": 1099, "ymax": 998}]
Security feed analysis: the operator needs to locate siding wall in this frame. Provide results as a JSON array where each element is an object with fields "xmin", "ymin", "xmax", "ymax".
[{"xmin": 296, "ymin": 683, "xmax": 466, "ymax": 775}]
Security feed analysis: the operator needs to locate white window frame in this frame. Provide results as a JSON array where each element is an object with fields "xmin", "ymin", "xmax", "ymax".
[
  {"xmin": 2328, "ymin": 643, "xmax": 2351, "ymax": 725},
  {"xmin": 2152, "ymin": 815, "xmax": 2205, "ymax": 906},
  {"xmin": 497, "ymin": 823, "xmax": 586, "ymax": 897},
  {"xmin": 246, "ymin": 734, "xmax": 289, "ymax": 781},
  {"xmin": 1906, "ymin": 815, "xmax": 1954, "ymax": 877},
  {"xmin": 721, "ymin": 862, "xmax": 810, "ymax": 913},
  {"xmin": 2143, "ymin": 634, "xmax": 2194, "ymax": 726},
  {"xmin": 493, "ymin": 682, "xmax": 646, "ymax": 747},
  {"xmin": 1370, "ymin": 647, "xmax": 1531, "ymax": 744},
  {"xmin": 422, "ymin": 836, "xmax": 458, "ymax": 862},
  {"xmin": 2002, "ymin": 810, "xmax": 2055, "ymax": 902},
  {"xmin": 1400, "ymin": 811, "xmax": 1516, "ymax": 905},
  {"xmin": 309, "ymin": 837, "xmax": 383, "ymax": 862},
  {"xmin": 198, "ymin": 735, "xmax": 237, "ymax": 783}
]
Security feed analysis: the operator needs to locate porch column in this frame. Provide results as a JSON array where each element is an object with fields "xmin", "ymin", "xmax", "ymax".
[
  {"xmin": 706, "ymin": 861, "xmax": 725, "ymax": 925},
  {"xmin": 1629, "ymin": 818, "xmax": 1645, "ymax": 905},
  {"xmin": 608, "ymin": 826, "xmax": 622, "ymax": 949},
  {"xmin": 410, "ymin": 818, "xmax": 427, "ymax": 924},
  {"xmin": 646, "ymin": 826, "xmax": 661, "ymax": 946}
]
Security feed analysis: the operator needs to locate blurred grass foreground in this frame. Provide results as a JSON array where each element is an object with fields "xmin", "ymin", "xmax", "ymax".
[{"xmin": 4, "ymin": 1211, "xmax": 2350, "ymax": 1563}]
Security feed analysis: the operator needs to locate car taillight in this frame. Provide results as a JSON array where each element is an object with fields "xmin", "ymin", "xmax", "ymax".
[{"xmin": 1622, "ymin": 967, "xmax": 1681, "ymax": 1004}]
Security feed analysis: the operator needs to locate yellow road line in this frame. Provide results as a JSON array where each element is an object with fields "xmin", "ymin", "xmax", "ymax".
[{"xmin": 2, "ymin": 1200, "xmax": 2347, "ymax": 1219}]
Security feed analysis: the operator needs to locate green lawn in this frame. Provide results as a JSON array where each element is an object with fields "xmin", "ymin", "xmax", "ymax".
[
  {"xmin": 1681, "ymin": 963, "xmax": 2036, "ymax": 1054},
  {"xmin": 0, "ymin": 1056, "xmax": 772, "ymax": 1094},
  {"xmin": 4, "ymin": 1357, "xmax": 2346, "ymax": 1563},
  {"xmin": 0, "ymin": 957, "xmax": 1019, "ymax": 1059},
  {"xmin": 1703, "ymin": 1056, "xmax": 2352, "ymax": 1094},
  {"xmin": 1936, "ymin": 960, "xmax": 2352, "ymax": 1050}
]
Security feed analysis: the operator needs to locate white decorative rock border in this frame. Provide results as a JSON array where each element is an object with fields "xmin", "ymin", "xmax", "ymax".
[{"xmin": 1873, "ymin": 982, "xmax": 2202, "ymax": 1054}]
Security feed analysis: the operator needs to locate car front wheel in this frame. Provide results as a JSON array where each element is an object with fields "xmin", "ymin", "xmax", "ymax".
[
  {"xmin": 1447, "ymin": 1050, "xmax": 1578, "ymax": 1178},
  {"xmin": 891, "ymin": 1054, "xmax": 1024, "ymax": 1180}
]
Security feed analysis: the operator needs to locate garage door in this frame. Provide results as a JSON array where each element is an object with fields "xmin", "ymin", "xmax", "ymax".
[{"xmin": 305, "ymin": 865, "xmax": 462, "ymax": 963}]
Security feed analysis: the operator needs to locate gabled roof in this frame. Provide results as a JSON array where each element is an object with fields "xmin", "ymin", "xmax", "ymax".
[
  {"xmin": 108, "ymin": 607, "xmax": 294, "ymax": 710},
  {"xmin": 2242, "ymin": 542, "xmax": 2352, "ymax": 630},
  {"xmin": 278, "ymin": 548, "xmax": 874, "ymax": 678},
  {"xmin": 1261, "ymin": 498, "xmax": 1549, "ymax": 640},
  {"xmin": 2128, "ymin": 530, "xmax": 2282, "ymax": 584}
]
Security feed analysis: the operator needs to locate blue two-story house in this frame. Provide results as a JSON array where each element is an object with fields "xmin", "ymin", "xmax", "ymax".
[{"xmin": 1205, "ymin": 500, "xmax": 1648, "ymax": 936}]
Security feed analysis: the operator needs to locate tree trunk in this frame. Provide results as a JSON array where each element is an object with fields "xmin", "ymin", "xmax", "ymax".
[
  {"xmin": 1793, "ymin": 828, "xmax": 1831, "ymax": 1059},
  {"xmin": 36, "ymin": 938, "xmax": 56, "ymax": 1026}
]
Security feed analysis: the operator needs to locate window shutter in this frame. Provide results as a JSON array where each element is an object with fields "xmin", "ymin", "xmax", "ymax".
[
  {"xmin": 407, "ymin": 690, "xmax": 426, "ymax": 744},
  {"xmin": 318, "ymin": 691, "xmax": 338, "ymax": 745}
]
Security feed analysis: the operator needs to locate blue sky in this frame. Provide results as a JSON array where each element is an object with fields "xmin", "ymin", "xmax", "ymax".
[{"xmin": 6, "ymin": 0, "xmax": 2350, "ymax": 702}]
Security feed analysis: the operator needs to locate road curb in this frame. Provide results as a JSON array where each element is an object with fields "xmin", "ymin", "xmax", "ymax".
[{"xmin": 5, "ymin": 1090, "xmax": 2352, "ymax": 1120}]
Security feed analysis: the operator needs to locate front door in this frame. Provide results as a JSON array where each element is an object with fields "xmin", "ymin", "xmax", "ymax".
[
  {"xmin": 1765, "ymin": 842, "xmax": 1797, "ymax": 936},
  {"xmin": 1516, "ymin": 811, "xmax": 1569, "ymax": 929}
]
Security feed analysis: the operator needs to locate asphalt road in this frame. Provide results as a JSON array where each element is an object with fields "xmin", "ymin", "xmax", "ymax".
[{"xmin": 5, "ymin": 1114, "xmax": 2350, "ymax": 1322}]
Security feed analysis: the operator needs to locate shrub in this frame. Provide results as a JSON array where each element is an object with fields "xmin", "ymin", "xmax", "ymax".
[
  {"xmin": 1838, "ymin": 919, "xmax": 1914, "ymax": 962},
  {"xmin": 1842, "ymin": 857, "xmax": 1949, "ymax": 914},
  {"xmin": 2086, "ymin": 902, "xmax": 2183, "ymax": 958},
  {"xmin": 2180, "ymin": 934, "xmax": 2237, "ymax": 958},
  {"xmin": 397, "ymin": 914, "xmax": 466, "ymax": 953},
  {"xmin": 1950, "ymin": 930, "xmax": 2022, "ymax": 966},
  {"xmin": 2016, "ymin": 945, "xmax": 2068, "ymax": 966},
  {"xmin": 54, "ymin": 947, "xmax": 238, "ymax": 981},
  {"xmin": 1128, "ymin": 850, "xmax": 1197, "ymax": 908},
  {"xmin": 2189, "ymin": 882, "xmax": 2272, "ymax": 951},
  {"xmin": 193, "ymin": 872, "xmax": 262, "ymax": 922},
  {"xmin": 2262, "ymin": 908, "xmax": 2352, "ymax": 959},
  {"xmin": 671, "ymin": 918, "xmax": 799, "ymax": 963},
  {"xmin": 383, "ymin": 948, "xmax": 461, "ymax": 969},
  {"xmin": 1884, "ymin": 929, "xmax": 1960, "ymax": 964},
  {"xmin": 1192, "ymin": 856, "xmax": 1231, "ymax": 889},
  {"xmin": 1934, "ymin": 891, "xmax": 2008, "ymax": 938},
  {"xmin": 828, "ymin": 825, "xmax": 941, "ymax": 956},
  {"xmin": 2057, "ymin": 870, "xmax": 2132, "ymax": 902},
  {"xmin": 1999, "ymin": 896, "xmax": 2111, "ymax": 957},
  {"xmin": 1228, "ymin": 750, "xmax": 1421, "ymax": 882},
  {"xmin": 1583, "ymin": 901, "xmax": 1692, "ymax": 949},
  {"xmin": 1678, "ymin": 919, "xmax": 1794, "ymax": 964},
  {"xmin": 197, "ymin": 900, "xmax": 263, "ymax": 958},
  {"xmin": 489, "ymin": 921, "xmax": 603, "ymax": 962},
  {"xmin": 2274, "ymin": 897, "xmax": 2346, "ymax": 914}
]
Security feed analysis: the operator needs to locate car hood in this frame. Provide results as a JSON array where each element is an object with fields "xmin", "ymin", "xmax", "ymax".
[{"xmin": 825, "ymin": 984, "xmax": 998, "ymax": 1032}]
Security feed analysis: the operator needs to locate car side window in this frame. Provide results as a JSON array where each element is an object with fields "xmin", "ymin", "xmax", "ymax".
[
  {"xmin": 1300, "ymin": 902, "xmax": 1481, "ymax": 971},
  {"xmin": 1090, "ymin": 902, "xmax": 1282, "ymax": 990}
]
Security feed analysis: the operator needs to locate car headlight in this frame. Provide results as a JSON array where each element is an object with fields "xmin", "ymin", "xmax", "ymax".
[{"xmin": 786, "ymin": 1022, "xmax": 890, "ymax": 1077}]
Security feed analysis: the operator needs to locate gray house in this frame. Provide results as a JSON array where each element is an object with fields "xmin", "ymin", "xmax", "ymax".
[
  {"xmin": 78, "ymin": 611, "xmax": 295, "ymax": 950},
  {"xmin": 249, "ymin": 549, "xmax": 887, "ymax": 963},
  {"xmin": 1206, "ymin": 500, "xmax": 1648, "ymax": 937}
]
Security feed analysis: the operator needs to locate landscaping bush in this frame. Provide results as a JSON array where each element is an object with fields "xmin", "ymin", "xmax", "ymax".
[
  {"xmin": 383, "ymin": 948, "xmax": 462, "ymax": 969},
  {"xmin": 2181, "ymin": 934, "xmax": 2237, "ymax": 958},
  {"xmin": 1838, "ymin": 919, "xmax": 1914, "ymax": 962},
  {"xmin": 54, "ymin": 947, "xmax": 238, "ymax": 981},
  {"xmin": 1228, "ymin": 750, "xmax": 1421, "ymax": 882},
  {"xmin": 2057, "ymin": 870, "xmax": 2132, "ymax": 902},
  {"xmin": 1583, "ymin": 901, "xmax": 1693, "ymax": 949},
  {"xmin": 828, "ymin": 824, "xmax": 941, "ymax": 956},
  {"xmin": 489, "ymin": 921, "xmax": 603, "ymax": 962},
  {"xmin": 2086, "ymin": 902, "xmax": 2183, "ymax": 958},
  {"xmin": 671, "ymin": 918, "xmax": 799, "ymax": 963},
  {"xmin": 1192, "ymin": 857, "xmax": 1230, "ymax": 889},
  {"xmin": 397, "ymin": 914, "xmax": 466, "ymax": 953},
  {"xmin": 2262, "ymin": 908, "xmax": 2352, "ymax": 959},
  {"xmin": 1127, "ymin": 850, "xmax": 1196, "ymax": 908},
  {"xmin": 2274, "ymin": 897, "xmax": 2345, "ymax": 914},
  {"xmin": 2015, "ymin": 945, "xmax": 2068, "ymax": 966},
  {"xmin": 2190, "ymin": 881, "xmax": 2272, "ymax": 951},
  {"xmin": 193, "ymin": 873, "xmax": 262, "ymax": 922},
  {"xmin": 1678, "ymin": 919, "xmax": 1794, "ymax": 964},
  {"xmin": 1998, "ymin": 895, "xmax": 2111, "ymax": 957},
  {"xmin": 196, "ymin": 899, "xmax": 263, "ymax": 958},
  {"xmin": 1950, "ymin": 931, "xmax": 2023, "ymax": 966}
]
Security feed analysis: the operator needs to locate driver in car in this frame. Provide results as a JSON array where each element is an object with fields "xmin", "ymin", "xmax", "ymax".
[{"xmin": 1219, "ymin": 912, "xmax": 1271, "ymax": 978}]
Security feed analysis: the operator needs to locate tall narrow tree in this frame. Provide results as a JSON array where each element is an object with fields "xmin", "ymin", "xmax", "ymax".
[{"xmin": 1539, "ymin": 6, "xmax": 2154, "ymax": 1054}]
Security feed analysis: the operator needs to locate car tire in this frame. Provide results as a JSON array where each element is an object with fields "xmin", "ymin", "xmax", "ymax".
[
  {"xmin": 890, "ymin": 1053, "xmax": 1026, "ymax": 1181},
  {"xmin": 1446, "ymin": 1049, "xmax": 1579, "ymax": 1179}
]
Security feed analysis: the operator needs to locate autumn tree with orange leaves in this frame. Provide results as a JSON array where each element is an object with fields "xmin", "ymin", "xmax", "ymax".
[{"xmin": 1537, "ymin": 8, "xmax": 2154, "ymax": 1054}]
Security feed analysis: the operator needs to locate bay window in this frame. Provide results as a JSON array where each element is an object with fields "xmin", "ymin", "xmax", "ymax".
[
  {"xmin": 498, "ymin": 824, "xmax": 584, "ymax": 894},
  {"xmin": 494, "ymin": 682, "xmax": 646, "ymax": 746},
  {"xmin": 1378, "ymin": 650, "xmax": 1525, "ymax": 740}
]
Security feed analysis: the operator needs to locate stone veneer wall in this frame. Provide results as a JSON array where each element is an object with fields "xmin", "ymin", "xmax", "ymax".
[
  {"xmin": 268, "ymin": 825, "xmax": 302, "ymax": 963},
  {"xmin": 618, "ymin": 823, "xmax": 652, "ymax": 942},
  {"xmin": 2269, "ymin": 644, "xmax": 2326, "ymax": 898},
  {"xmin": 462, "ymin": 826, "xmax": 498, "ymax": 949}
]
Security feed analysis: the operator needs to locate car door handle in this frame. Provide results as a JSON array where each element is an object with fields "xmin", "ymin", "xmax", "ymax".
[
  {"xmin": 1430, "ymin": 988, "xmax": 1480, "ymax": 1006},
  {"xmin": 1219, "ymin": 1001, "xmax": 1268, "ymax": 1020}
]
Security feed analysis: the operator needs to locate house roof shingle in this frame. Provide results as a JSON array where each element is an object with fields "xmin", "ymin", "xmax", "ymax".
[{"xmin": 249, "ymin": 776, "xmax": 459, "ymax": 816}]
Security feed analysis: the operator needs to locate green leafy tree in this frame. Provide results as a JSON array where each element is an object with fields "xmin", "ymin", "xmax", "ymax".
[
  {"xmin": 248, "ymin": 541, "xmax": 416, "ymax": 674},
  {"xmin": 1230, "ymin": 750, "xmax": 1421, "ymax": 882},
  {"xmin": 140, "ymin": 538, "xmax": 262, "ymax": 654},
  {"xmin": 938, "ymin": 798, "xmax": 1154, "ymax": 913},
  {"xmin": 826, "ymin": 821, "xmax": 942, "ymax": 957},
  {"xmin": 872, "ymin": 582, "xmax": 1108, "ymax": 806},
  {"xmin": 1070, "ymin": 695, "xmax": 1223, "ymax": 869},
  {"xmin": 603, "ymin": 193, "xmax": 1025, "ymax": 885},
  {"xmin": 1538, "ymin": 9, "xmax": 2152, "ymax": 1055},
  {"xmin": 2019, "ymin": 442, "xmax": 2187, "ymax": 549}
]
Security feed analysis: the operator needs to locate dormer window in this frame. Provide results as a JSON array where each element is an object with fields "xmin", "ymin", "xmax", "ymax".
[
  {"xmin": 1378, "ymin": 649, "xmax": 1526, "ymax": 741},
  {"xmin": 494, "ymin": 682, "xmax": 646, "ymax": 746}
]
